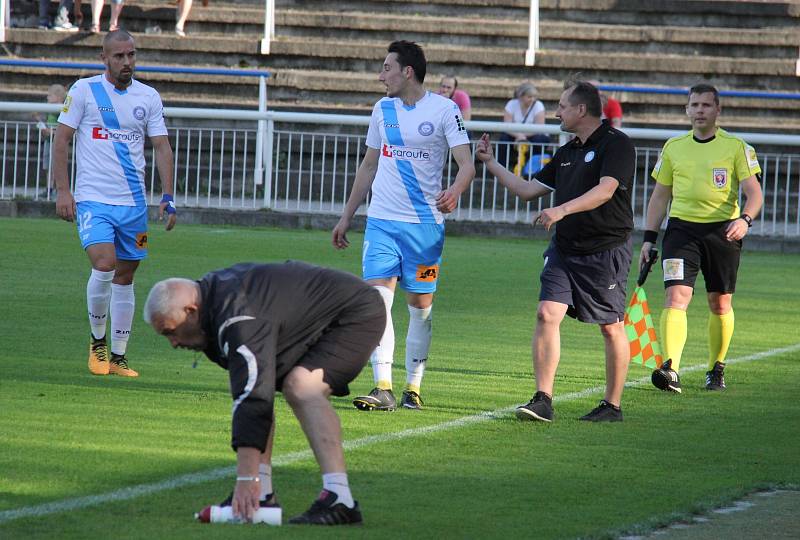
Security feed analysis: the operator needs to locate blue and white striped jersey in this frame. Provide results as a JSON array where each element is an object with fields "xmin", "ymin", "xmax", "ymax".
[
  {"xmin": 58, "ymin": 75, "xmax": 168, "ymax": 207},
  {"xmin": 366, "ymin": 92, "xmax": 469, "ymax": 224}
]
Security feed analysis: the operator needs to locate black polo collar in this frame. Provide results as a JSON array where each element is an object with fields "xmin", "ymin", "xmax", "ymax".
[{"xmin": 569, "ymin": 120, "xmax": 609, "ymax": 148}]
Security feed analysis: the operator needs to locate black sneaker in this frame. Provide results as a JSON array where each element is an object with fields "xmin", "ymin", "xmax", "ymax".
[
  {"xmin": 652, "ymin": 359, "xmax": 681, "ymax": 393},
  {"xmin": 288, "ymin": 490, "xmax": 362, "ymax": 526},
  {"xmin": 400, "ymin": 390, "xmax": 424, "ymax": 410},
  {"xmin": 515, "ymin": 391, "xmax": 554, "ymax": 422},
  {"xmin": 705, "ymin": 361, "xmax": 726, "ymax": 391},
  {"xmin": 352, "ymin": 387, "xmax": 396, "ymax": 411},
  {"xmin": 579, "ymin": 400, "xmax": 623, "ymax": 422}
]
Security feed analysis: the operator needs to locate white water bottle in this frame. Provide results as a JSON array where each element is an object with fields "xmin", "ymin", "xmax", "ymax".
[{"xmin": 194, "ymin": 504, "xmax": 281, "ymax": 525}]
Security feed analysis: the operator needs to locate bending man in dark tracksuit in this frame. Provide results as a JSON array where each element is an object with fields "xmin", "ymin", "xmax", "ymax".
[{"xmin": 143, "ymin": 261, "xmax": 385, "ymax": 525}]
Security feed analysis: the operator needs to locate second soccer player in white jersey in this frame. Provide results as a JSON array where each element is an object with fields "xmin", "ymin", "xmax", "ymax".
[
  {"xmin": 53, "ymin": 30, "xmax": 177, "ymax": 378},
  {"xmin": 332, "ymin": 40, "xmax": 475, "ymax": 411}
]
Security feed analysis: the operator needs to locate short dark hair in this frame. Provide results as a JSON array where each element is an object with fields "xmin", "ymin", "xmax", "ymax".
[
  {"xmin": 388, "ymin": 40, "xmax": 426, "ymax": 84},
  {"xmin": 689, "ymin": 83, "xmax": 719, "ymax": 105},
  {"xmin": 103, "ymin": 29, "xmax": 134, "ymax": 49},
  {"xmin": 563, "ymin": 79, "xmax": 602, "ymax": 118}
]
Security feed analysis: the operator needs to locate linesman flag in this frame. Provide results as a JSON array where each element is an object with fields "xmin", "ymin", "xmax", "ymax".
[{"xmin": 625, "ymin": 248, "xmax": 664, "ymax": 369}]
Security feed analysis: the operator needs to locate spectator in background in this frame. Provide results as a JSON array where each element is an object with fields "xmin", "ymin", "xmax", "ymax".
[
  {"xmin": 90, "ymin": 0, "xmax": 125, "ymax": 33},
  {"xmin": 591, "ymin": 81, "xmax": 623, "ymax": 128},
  {"xmin": 499, "ymin": 81, "xmax": 549, "ymax": 167},
  {"xmin": 34, "ymin": 84, "xmax": 68, "ymax": 198},
  {"xmin": 438, "ymin": 75, "xmax": 471, "ymax": 121},
  {"xmin": 38, "ymin": 0, "xmax": 79, "ymax": 31},
  {"xmin": 175, "ymin": 0, "xmax": 193, "ymax": 37}
]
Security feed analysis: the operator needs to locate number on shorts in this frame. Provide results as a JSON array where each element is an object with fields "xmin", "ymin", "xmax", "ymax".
[{"xmin": 77, "ymin": 210, "xmax": 93, "ymax": 233}]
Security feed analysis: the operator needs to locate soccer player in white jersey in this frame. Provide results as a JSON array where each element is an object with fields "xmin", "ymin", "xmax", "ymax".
[
  {"xmin": 53, "ymin": 29, "xmax": 177, "ymax": 378},
  {"xmin": 332, "ymin": 40, "xmax": 475, "ymax": 411}
]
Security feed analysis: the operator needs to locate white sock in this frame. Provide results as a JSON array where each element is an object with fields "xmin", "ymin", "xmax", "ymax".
[
  {"xmin": 110, "ymin": 283, "xmax": 135, "ymax": 356},
  {"xmin": 322, "ymin": 472, "xmax": 354, "ymax": 508},
  {"xmin": 87, "ymin": 269, "xmax": 114, "ymax": 340},
  {"xmin": 370, "ymin": 286, "xmax": 395, "ymax": 389},
  {"xmin": 259, "ymin": 463, "xmax": 273, "ymax": 500},
  {"xmin": 405, "ymin": 304, "xmax": 432, "ymax": 393}
]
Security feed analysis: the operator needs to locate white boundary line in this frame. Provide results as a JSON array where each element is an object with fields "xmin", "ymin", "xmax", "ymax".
[{"xmin": 2, "ymin": 343, "xmax": 799, "ymax": 525}]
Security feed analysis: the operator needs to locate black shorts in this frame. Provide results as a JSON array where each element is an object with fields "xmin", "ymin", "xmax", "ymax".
[
  {"xmin": 539, "ymin": 239, "xmax": 632, "ymax": 324},
  {"xmin": 661, "ymin": 217, "xmax": 741, "ymax": 293},
  {"xmin": 279, "ymin": 290, "xmax": 386, "ymax": 397}
]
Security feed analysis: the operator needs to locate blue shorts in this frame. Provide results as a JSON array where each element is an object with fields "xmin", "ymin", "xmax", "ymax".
[
  {"xmin": 76, "ymin": 201, "xmax": 149, "ymax": 261},
  {"xmin": 362, "ymin": 217, "xmax": 445, "ymax": 294}
]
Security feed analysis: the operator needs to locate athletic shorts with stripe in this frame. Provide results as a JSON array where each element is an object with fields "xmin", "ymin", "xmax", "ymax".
[{"xmin": 362, "ymin": 217, "xmax": 445, "ymax": 294}]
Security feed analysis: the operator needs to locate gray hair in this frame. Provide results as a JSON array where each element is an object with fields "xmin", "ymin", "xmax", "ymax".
[
  {"xmin": 143, "ymin": 278, "xmax": 196, "ymax": 324},
  {"xmin": 515, "ymin": 81, "xmax": 538, "ymax": 99}
]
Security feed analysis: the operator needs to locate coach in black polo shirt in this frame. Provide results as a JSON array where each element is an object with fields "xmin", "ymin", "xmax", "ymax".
[{"xmin": 476, "ymin": 79, "xmax": 636, "ymax": 423}]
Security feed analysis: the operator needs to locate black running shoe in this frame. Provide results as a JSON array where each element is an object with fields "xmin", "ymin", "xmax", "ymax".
[
  {"xmin": 652, "ymin": 359, "xmax": 682, "ymax": 393},
  {"xmin": 352, "ymin": 387, "xmax": 396, "ymax": 411},
  {"xmin": 579, "ymin": 400, "xmax": 623, "ymax": 422},
  {"xmin": 288, "ymin": 490, "xmax": 362, "ymax": 526},
  {"xmin": 400, "ymin": 390, "xmax": 424, "ymax": 410},
  {"xmin": 705, "ymin": 361, "xmax": 726, "ymax": 391},
  {"xmin": 515, "ymin": 391, "xmax": 554, "ymax": 422}
]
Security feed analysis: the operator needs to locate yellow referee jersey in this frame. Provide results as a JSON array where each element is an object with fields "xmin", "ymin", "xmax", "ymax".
[{"xmin": 651, "ymin": 129, "xmax": 761, "ymax": 223}]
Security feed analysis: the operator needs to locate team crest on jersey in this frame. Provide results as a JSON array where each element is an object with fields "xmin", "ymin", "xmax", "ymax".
[
  {"xmin": 418, "ymin": 121, "xmax": 434, "ymax": 136},
  {"xmin": 62, "ymin": 95, "xmax": 72, "ymax": 113},
  {"xmin": 584, "ymin": 150, "xmax": 595, "ymax": 163},
  {"xmin": 133, "ymin": 106, "xmax": 146, "ymax": 121},
  {"xmin": 712, "ymin": 168, "xmax": 728, "ymax": 188}
]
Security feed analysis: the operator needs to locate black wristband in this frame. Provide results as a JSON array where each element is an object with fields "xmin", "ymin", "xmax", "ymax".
[
  {"xmin": 643, "ymin": 230, "xmax": 659, "ymax": 243},
  {"xmin": 740, "ymin": 213, "xmax": 753, "ymax": 228}
]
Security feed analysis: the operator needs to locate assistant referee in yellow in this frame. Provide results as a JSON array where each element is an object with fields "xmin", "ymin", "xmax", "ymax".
[{"xmin": 640, "ymin": 83, "xmax": 763, "ymax": 393}]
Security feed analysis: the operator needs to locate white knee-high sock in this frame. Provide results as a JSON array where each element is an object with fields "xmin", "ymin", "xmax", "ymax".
[
  {"xmin": 258, "ymin": 463, "xmax": 273, "ymax": 499},
  {"xmin": 405, "ymin": 304, "xmax": 432, "ymax": 393},
  {"xmin": 110, "ymin": 283, "xmax": 135, "ymax": 356},
  {"xmin": 322, "ymin": 472, "xmax": 354, "ymax": 508},
  {"xmin": 87, "ymin": 269, "xmax": 114, "ymax": 339},
  {"xmin": 370, "ymin": 285, "xmax": 395, "ymax": 389}
]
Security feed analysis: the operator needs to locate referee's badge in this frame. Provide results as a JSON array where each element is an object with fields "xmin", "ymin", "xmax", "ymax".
[{"xmin": 712, "ymin": 168, "xmax": 728, "ymax": 188}]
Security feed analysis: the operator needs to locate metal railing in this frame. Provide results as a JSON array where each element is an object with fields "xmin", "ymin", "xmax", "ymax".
[{"xmin": 2, "ymin": 103, "xmax": 800, "ymax": 237}]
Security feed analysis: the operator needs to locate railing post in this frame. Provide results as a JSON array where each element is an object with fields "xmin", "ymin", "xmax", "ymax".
[
  {"xmin": 254, "ymin": 76, "xmax": 267, "ymax": 191},
  {"xmin": 260, "ymin": 0, "xmax": 275, "ymax": 55},
  {"xmin": 0, "ymin": 0, "xmax": 9, "ymax": 43},
  {"xmin": 525, "ymin": 0, "xmax": 539, "ymax": 67}
]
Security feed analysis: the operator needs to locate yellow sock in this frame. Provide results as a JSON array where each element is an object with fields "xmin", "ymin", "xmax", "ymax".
[
  {"xmin": 405, "ymin": 383, "xmax": 420, "ymax": 395},
  {"xmin": 660, "ymin": 308, "xmax": 688, "ymax": 371},
  {"xmin": 376, "ymin": 380, "xmax": 392, "ymax": 391},
  {"xmin": 708, "ymin": 310, "xmax": 734, "ymax": 370}
]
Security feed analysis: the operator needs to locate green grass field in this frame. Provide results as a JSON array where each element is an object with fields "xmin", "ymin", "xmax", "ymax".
[{"xmin": 1, "ymin": 216, "xmax": 798, "ymax": 539}]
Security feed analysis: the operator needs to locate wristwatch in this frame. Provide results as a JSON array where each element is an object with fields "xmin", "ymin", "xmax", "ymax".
[{"xmin": 739, "ymin": 213, "xmax": 753, "ymax": 227}]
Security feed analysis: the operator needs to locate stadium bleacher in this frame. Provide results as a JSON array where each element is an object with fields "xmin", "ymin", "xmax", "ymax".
[{"xmin": 1, "ymin": 0, "xmax": 799, "ymax": 131}]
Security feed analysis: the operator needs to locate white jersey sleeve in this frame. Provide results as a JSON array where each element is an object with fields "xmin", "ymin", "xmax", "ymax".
[
  {"xmin": 366, "ymin": 102, "xmax": 382, "ymax": 150},
  {"xmin": 146, "ymin": 90, "xmax": 168, "ymax": 138}
]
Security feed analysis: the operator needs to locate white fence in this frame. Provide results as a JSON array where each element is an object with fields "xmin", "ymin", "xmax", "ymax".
[{"xmin": 2, "ymin": 102, "xmax": 800, "ymax": 237}]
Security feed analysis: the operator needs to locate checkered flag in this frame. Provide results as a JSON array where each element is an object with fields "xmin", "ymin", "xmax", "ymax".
[{"xmin": 624, "ymin": 249, "xmax": 664, "ymax": 369}]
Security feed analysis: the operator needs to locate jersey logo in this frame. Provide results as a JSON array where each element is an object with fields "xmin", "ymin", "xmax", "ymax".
[
  {"xmin": 584, "ymin": 150, "xmax": 595, "ymax": 163},
  {"xmin": 133, "ymin": 106, "xmax": 146, "ymax": 121},
  {"xmin": 381, "ymin": 144, "xmax": 430, "ymax": 161},
  {"xmin": 415, "ymin": 264, "xmax": 439, "ymax": 282},
  {"xmin": 454, "ymin": 114, "xmax": 466, "ymax": 133},
  {"xmin": 62, "ymin": 95, "xmax": 72, "ymax": 113},
  {"xmin": 663, "ymin": 258, "xmax": 684, "ymax": 281},
  {"xmin": 92, "ymin": 127, "xmax": 143, "ymax": 143},
  {"xmin": 746, "ymin": 145, "xmax": 760, "ymax": 171},
  {"xmin": 418, "ymin": 121, "xmax": 434, "ymax": 136},
  {"xmin": 712, "ymin": 168, "xmax": 728, "ymax": 188},
  {"xmin": 135, "ymin": 232, "xmax": 148, "ymax": 249},
  {"xmin": 383, "ymin": 121, "xmax": 399, "ymax": 129}
]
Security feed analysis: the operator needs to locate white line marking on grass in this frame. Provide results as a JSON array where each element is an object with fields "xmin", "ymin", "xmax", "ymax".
[{"xmin": 2, "ymin": 343, "xmax": 799, "ymax": 525}]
